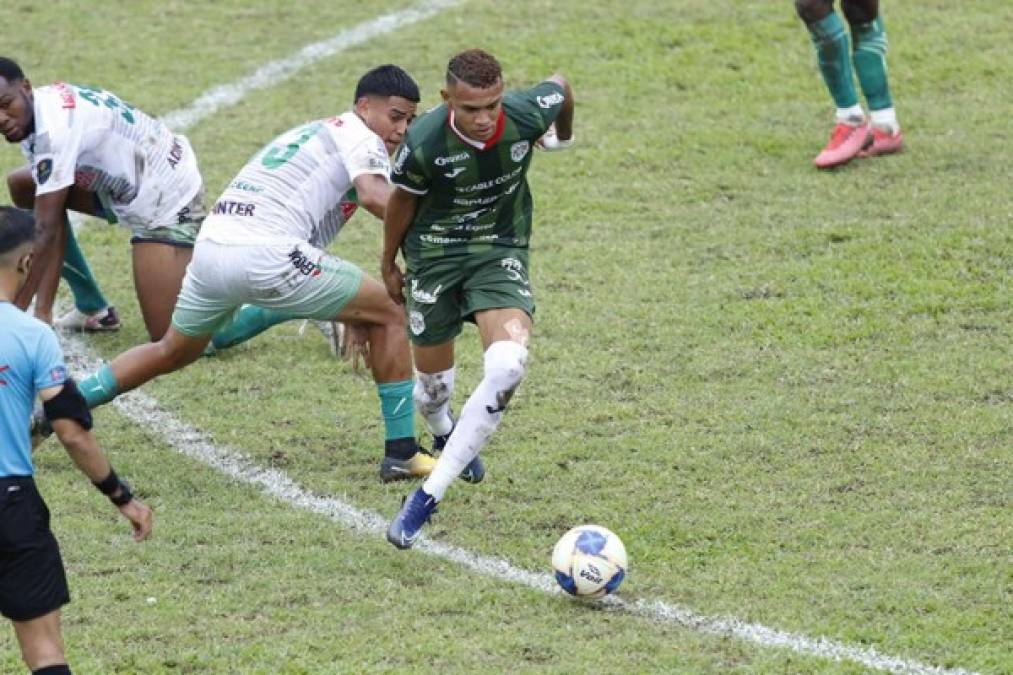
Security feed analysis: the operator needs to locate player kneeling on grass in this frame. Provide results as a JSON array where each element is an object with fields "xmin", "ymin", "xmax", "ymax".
[
  {"xmin": 0, "ymin": 206, "xmax": 153, "ymax": 675},
  {"xmin": 0, "ymin": 56, "xmax": 206, "ymax": 338},
  {"xmin": 383, "ymin": 50, "xmax": 575, "ymax": 548},
  {"xmin": 32, "ymin": 65, "xmax": 467, "ymax": 481}
]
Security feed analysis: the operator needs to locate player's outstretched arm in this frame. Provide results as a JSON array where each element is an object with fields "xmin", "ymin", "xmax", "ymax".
[
  {"xmin": 14, "ymin": 189, "xmax": 69, "ymax": 316},
  {"xmin": 353, "ymin": 173, "xmax": 393, "ymax": 220},
  {"xmin": 381, "ymin": 187, "xmax": 418, "ymax": 305},
  {"xmin": 546, "ymin": 73, "xmax": 575, "ymax": 141},
  {"xmin": 40, "ymin": 382, "xmax": 154, "ymax": 542}
]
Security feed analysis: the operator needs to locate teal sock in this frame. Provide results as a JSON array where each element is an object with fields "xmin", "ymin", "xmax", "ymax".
[
  {"xmin": 62, "ymin": 223, "xmax": 109, "ymax": 314},
  {"xmin": 211, "ymin": 305, "xmax": 295, "ymax": 350},
  {"xmin": 807, "ymin": 12, "xmax": 859, "ymax": 109},
  {"xmin": 78, "ymin": 364, "xmax": 120, "ymax": 409},
  {"xmin": 852, "ymin": 16, "xmax": 893, "ymax": 111},
  {"xmin": 378, "ymin": 380, "xmax": 415, "ymax": 443}
]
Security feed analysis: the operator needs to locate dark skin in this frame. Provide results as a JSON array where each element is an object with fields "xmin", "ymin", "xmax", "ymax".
[
  {"xmin": 795, "ymin": 0, "xmax": 879, "ymax": 25},
  {"xmin": 1, "ymin": 74, "xmax": 193, "ymax": 338}
]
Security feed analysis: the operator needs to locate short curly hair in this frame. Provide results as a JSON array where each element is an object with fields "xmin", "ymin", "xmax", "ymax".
[{"xmin": 446, "ymin": 49, "xmax": 502, "ymax": 89}]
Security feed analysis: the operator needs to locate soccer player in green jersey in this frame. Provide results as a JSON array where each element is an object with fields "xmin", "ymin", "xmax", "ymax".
[
  {"xmin": 382, "ymin": 49, "xmax": 574, "ymax": 548},
  {"xmin": 797, "ymin": 0, "xmax": 903, "ymax": 168}
]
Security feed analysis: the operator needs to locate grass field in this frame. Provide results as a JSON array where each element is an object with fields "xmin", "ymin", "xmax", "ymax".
[{"xmin": 2, "ymin": 0, "xmax": 1010, "ymax": 672}]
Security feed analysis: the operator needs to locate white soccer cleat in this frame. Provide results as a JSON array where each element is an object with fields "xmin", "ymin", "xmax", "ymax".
[{"xmin": 55, "ymin": 306, "xmax": 121, "ymax": 332}]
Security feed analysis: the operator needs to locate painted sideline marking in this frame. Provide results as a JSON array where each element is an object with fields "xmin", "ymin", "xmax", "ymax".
[
  {"xmin": 59, "ymin": 335, "xmax": 974, "ymax": 675},
  {"xmin": 160, "ymin": 0, "xmax": 462, "ymax": 132}
]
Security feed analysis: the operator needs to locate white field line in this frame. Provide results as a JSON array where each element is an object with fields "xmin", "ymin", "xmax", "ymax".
[
  {"xmin": 59, "ymin": 334, "xmax": 975, "ymax": 675},
  {"xmin": 160, "ymin": 0, "xmax": 462, "ymax": 132}
]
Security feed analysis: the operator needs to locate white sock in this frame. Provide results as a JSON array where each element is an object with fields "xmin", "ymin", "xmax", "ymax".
[
  {"xmin": 423, "ymin": 341, "xmax": 528, "ymax": 501},
  {"xmin": 835, "ymin": 104, "xmax": 866, "ymax": 124},
  {"xmin": 414, "ymin": 368, "xmax": 455, "ymax": 436},
  {"xmin": 870, "ymin": 107, "xmax": 899, "ymax": 133}
]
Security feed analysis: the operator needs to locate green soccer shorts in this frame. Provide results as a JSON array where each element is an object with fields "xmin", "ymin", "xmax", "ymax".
[{"xmin": 404, "ymin": 248, "xmax": 535, "ymax": 346}]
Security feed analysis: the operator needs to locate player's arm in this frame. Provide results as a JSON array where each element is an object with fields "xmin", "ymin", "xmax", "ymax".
[
  {"xmin": 380, "ymin": 187, "xmax": 419, "ymax": 305},
  {"xmin": 352, "ymin": 172, "xmax": 393, "ymax": 220},
  {"xmin": 13, "ymin": 189, "xmax": 69, "ymax": 315},
  {"xmin": 545, "ymin": 73, "xmax": 575, "ymax": 141},
  {"xmin": 38, "ymin": 380, "xmax": 153, "ymax": 542}
]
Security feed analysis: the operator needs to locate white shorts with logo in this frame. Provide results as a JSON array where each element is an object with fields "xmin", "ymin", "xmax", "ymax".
[{"xmin": 170, "ymin": 238, "xmax": 363, "ymax": 337}]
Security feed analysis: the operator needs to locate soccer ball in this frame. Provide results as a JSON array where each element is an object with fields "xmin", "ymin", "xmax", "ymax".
[{"xmin": 551, "ymin": 524, "xmax": 627, "ymax": 598}]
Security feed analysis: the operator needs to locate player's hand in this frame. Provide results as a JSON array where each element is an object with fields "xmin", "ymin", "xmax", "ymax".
[
  {"xmin": 382, "ymin": 262, "xmax": 405, "ymax": 305},
  {"xmin": 118, "ymin": 498, "xmax": 153, "ymax": 542},
  {"xmin": 344, "ymin": 322, "xmax": 372, "ymax": 373}
]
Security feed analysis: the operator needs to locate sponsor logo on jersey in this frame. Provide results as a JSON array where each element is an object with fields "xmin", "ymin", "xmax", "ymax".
[
  {"xmin": 410, "ymin": 279, "xmax": 443, "ymax": 305},
  {"xmin": 328, "ymin": 116, "xmax": 344, "ymax": 127},
  {"xmin": 409, "ymin": 310, "xmax": 426, "ymax": 335},
  {"xmin": 167, "ymin": 138, "xmax": 184, "ymax": 169},
  {"xmin": 53, "ymin": 82, "xmax": 76, "ymax": 109},
  {"xmin": 0, "ymin": 364, "xmax": 9, "ymax": 386},
  {"xmin": 444, "ymin": 167, "xmax": 466, "ymax": 178},
  {"xmin": 288, "ymin": 247, "xmax": 322, "ymax": 278},
  {"xmin": 229, "ymin": 180, "xmax": 265, "ymax": 193},
  {"xmin": 50, "ymin": 366, "xmax": 67, "ymax": 383},
  {"xmin": 455, "ymin": 166, "xmax": 523, "ymax": 193},
  {"xmin": 35, "ymin": 159, "xmax": 53, "ymax": 185},
  {"xmin": 434, "ymin": 151, "xmax": 469, "ymax": 166},
  {"xmin": 537, "ymin": 92, "xmax": 565, "ymax": 109},
  {"xmin": 212, "ymin": 200, "xmax": 256, "ymax": 216},
  {"xmin": 510, "ymin": 141, "xmax": 530, "ymax": 162}
]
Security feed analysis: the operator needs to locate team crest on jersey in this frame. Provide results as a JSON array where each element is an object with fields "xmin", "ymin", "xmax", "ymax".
[
  {"xmin": 35, "ymin": 159, "xmax": 53, "ymax": 185},
  {"xmin": 409, "ymin": 310, "xmax": 426, "ymax": 336},
  {"xmin": 510, "ymin": 141, "xmax": 530, "ymax": 163}
]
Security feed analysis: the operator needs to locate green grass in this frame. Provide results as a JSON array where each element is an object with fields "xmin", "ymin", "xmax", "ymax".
[{"xmin": 2, "ymin": 1, "xmax": 1010, "ymax": 672}]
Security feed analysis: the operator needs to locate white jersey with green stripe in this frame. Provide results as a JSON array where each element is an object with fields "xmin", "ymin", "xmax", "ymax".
[
  {"xmin": 21, "ymin": 82, "xmax": 202, "ymax": 228},
  {"xmin": 199, "ymin": 112, "xmax": 390, "ymax": 248}
]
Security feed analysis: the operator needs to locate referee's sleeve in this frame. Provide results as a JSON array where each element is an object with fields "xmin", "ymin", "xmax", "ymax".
[{"xmin": 33, "ymin": 326, "xmax": 68, "ymax": 392}]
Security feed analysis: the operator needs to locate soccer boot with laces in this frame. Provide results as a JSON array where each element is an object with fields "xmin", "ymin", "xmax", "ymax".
[
  {"xmin": 386, "ymin": 486, "xmax": 439, "ymax": 549},
  {"xmin": 813, "ymin": 120, "xmax": 872, "ymax": 169},
  {"xmin": 858, "ymin": 126, "xmax": 904, "ymax": 158}
]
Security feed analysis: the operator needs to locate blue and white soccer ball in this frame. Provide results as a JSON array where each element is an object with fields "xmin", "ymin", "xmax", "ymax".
[{"xmin": 551, "ymin": 524, "xmax": 628, "ymax": 598}]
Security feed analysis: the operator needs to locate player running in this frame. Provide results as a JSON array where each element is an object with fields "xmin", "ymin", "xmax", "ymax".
[
  {"xmin": 383, "ymin": 49, "xmax": 574, "ymax": 548},
  {"xmin": 796, "ymin": 0, "xmax": 903, "ymax": 168},
  {"xmin": 0, "ymin": 56, "xmax": 205, "ymax": 338},
  {"xmin": 33, "ymin": 64, "xmax": 461, "ymax": 481}
]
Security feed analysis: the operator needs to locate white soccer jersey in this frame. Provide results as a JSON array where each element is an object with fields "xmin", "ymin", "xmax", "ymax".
[
  {"xmin": 20, "ymin": 82, "xmax": 202, "ymax": 229},
  {"xmin": 199, "ymin": 111, "xmax": 389, "ymax": 248}
]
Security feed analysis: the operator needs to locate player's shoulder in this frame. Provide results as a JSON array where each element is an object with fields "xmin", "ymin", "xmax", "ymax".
[
  {"xmin": 504, "ymin": 80, "xmax": 565, "ymax": 114},
  {"xmin": 0, "ymin": 305, "xmax": 59, "ymax": 350},
  {"xmin": 404, "ymin": 104, "xmax": 449, "ymax": 148}
]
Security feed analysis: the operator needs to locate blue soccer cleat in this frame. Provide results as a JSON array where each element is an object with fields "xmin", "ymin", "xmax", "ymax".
[{"xmin": 387, "ymin": 487, "xmax": 439, "ymax": 550}]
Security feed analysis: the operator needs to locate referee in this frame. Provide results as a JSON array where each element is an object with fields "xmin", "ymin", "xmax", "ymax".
[{"xmin": 0, "ymin": 206, "xmax": 152, "ymax": 674}]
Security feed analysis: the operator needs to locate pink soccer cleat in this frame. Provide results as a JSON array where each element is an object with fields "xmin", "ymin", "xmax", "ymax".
[
  {"xmin": 859, "ymin": 126, "xmax": 904, "ymax": 158},
  {"xmin": 813, "ymin": 121, "xmax": 872, "ymax": 169}
]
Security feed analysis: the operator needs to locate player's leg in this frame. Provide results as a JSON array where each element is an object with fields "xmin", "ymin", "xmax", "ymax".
[
  {"xmin": 844, "ymin": 0, "xmax": 903, "ymax": 156},
  {"xmin": 130, "ymin": 241, "xmax": 193, "ymax": 342},
  {"xmin": 12, "ymin": 611, "xmax": 69, "ymax": 673},
  {"xmin": 796, "ymin": 0, "xmax": 871, "ymax": 168},
  {"xmin": 208, "ymin": 304, "xmax": 294, "ymax": 350},
  {"xmin": 7, "ymin": 167, "xmax": 114, "ymax": 328}
]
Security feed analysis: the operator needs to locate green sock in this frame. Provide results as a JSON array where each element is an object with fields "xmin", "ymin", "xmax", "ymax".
[
  {"xmin": 807, "ymin": 11, "xmax": 859, "ymax": 109},
  {"xmin": 211, "ymin": 305, "xmax": 295, "ymax": 350},
  {"xmin": 851, "ymin": 16, "xmax": 893, "ymax": 111},
  {"xmin": 78, "ymin": 364, "xmax": 120, "ymax": 408},
  {"xmin": 378, "ymin": 380, "xmax": 415, "ymax": 443},
  {"xmin": 62, "ymin": 223, "xmax": 109, "ymax": 314}
]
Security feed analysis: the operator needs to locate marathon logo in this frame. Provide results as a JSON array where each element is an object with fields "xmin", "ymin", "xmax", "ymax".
[
  {"xmin": 212, "ymin": 200, "xmax": 255, "ymax": 216},
  {"xmin": 288, "ymin": 247, "xmax": 322, "ymax": 278}
]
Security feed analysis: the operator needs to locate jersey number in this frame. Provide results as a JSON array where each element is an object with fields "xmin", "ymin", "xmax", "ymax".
[
  {"xmin": 261, "ymin": 123, "xmax": 321, "ymax": 170},
  {"xmin": 75, "ymin": 86, "xmax": 135, "ymax": 124}
]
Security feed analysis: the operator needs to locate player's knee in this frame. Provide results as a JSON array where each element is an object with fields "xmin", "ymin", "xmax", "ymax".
[
  {"xmin": 6, "ymin": 169, "xmax": 33, "ymax": 208},
  {"xmin": 842, "ymin": 0, "xmax": 877, "ymax": 25},
  {"xmin": 413, "ymin": 371, "xmax": 453, "ymax": 417},
  {"xmin": 483, "ymin": 340, "xmax": 528, "ymax": 400},
  {"xmin": 795, "ymin": 0, "xmax": 833, "ymax": 23}
]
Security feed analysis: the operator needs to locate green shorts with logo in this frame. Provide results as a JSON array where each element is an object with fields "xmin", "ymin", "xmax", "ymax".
[
  {"xmin": 96, "ymin": 186, "xmax": 207, "ymax": 247},
  {"xmin": 404, "ymin": 248, "xmax": 535, "ymax": 346}
]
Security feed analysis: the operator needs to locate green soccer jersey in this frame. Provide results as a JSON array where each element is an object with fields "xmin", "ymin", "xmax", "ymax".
[{"xmin": 391, "ymin": 81, "xmax": 566, "ymax": 267}]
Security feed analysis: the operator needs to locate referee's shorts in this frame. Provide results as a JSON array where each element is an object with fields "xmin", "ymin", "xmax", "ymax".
[{"xmin": 0, "ymin": 476, "xmax": 70, "ymax": 621}]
